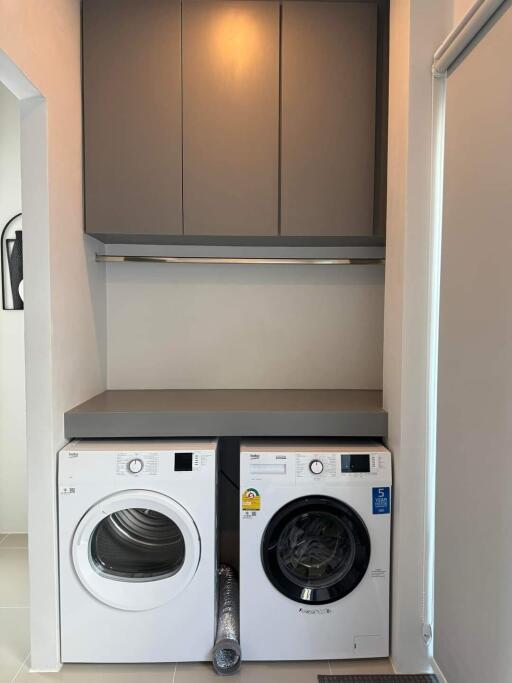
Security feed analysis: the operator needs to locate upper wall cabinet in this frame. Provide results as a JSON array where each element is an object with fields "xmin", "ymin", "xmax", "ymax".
[
  {"xmin": 82, "ymin": 0, "xmax": 388, "ymax": 245},
  {"xmin": 82, "ymin": 0, "xmax": 182, "ymax": 236},
  {"xmin": 281, "ymin": 2, "xmax": 377, "ymax": 237},
  {"xmin": 182, "ymin": 1, "xmax": 279, "ymax": 236}
]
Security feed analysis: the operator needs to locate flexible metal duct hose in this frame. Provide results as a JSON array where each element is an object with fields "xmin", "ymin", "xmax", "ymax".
[{"xmin": 212, "ymin": 565, "xmax": 241, "ymax": 676}]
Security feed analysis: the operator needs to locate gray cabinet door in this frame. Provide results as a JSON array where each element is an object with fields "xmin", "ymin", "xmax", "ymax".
[
  {"xmin": 281, "ymin": 2, "xmax": 377, "ymax": 237},
  {"xmin": 182, "ymin": 1, "xmax": 279, "ymax": 236},
  {"xmin": 83, "ymin": 0, "xmax": 182, "ymax": 236}
]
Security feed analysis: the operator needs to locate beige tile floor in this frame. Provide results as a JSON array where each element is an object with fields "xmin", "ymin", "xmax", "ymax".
[{"xmin": 1, "ymin": 535, "xmax": 394, "ymax": 682}]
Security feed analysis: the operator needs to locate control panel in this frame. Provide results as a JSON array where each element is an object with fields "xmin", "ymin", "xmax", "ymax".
[
  {"xmin": 115, "ymin": 451, "xmax": 208, "ymax": 476},
  {"xmin": 58, "ymin": 441, "xmax": 217, "ymax": 486},
  {"xmin": 296, "ymin": 454, "xmax": 337, "ymax": 480},
  {"xmin": 116, "ymin": 452, "xmax": 159, "ymax": 476},
  {"xmin": 244, "ymin": 447, "xmax": 390, "ymax": 485}
]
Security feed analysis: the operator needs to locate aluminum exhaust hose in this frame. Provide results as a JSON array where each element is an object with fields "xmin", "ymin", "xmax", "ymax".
[{"xmin": 212, "ymin": 565, "xmax": 241, "ymax": 675}]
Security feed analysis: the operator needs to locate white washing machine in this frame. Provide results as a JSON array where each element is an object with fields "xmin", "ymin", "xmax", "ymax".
[
  {"xmin": 58, "ymin": 439, "xmax": 217, "ymax": 663},
  {"xmin": 239, "ymin": 441, "xmax": 391, "ymax": 661}
]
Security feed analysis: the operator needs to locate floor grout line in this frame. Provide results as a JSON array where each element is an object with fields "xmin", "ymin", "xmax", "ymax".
[
  {"xmin": 171, "ymin": 662, "xmax": 177, "ymax": 683},
  {"xmin": 0, "ymin": 535, "xmax": 7, "ymax": 546},
  {"xmin": 328, "ymin": 660, "xmax": 333, "ymax": 674},
  {"xmin": 10, "ymin": 652, "xmax": 30, "ymax": 683},
  {"xmin": 0, "ymin": 606, "xmax": 30, "ymax": 609}
]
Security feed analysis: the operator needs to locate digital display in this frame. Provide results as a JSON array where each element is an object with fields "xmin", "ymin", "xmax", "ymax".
[
  {"xmin": 341, "ymin": 454, "xmax": 370, "ymax": 473},
  {"xmin": 174, "ymin": 453, "xmax": 193, "ymax": 471}
]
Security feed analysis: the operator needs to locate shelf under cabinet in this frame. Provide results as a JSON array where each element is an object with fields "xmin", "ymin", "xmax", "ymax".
[
  {"xmin": 64, "ymin": 389, "xmax": 387, "ymax": 440},
  {"xmin": 89, "ymin": 234, "xmax": 386, "ymax": 264}
]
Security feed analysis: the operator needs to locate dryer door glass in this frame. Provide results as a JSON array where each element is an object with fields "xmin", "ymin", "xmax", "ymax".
[
  {"xmin": 261, "ymin": 495, "xmax": 370, "ymax": 604},
  {"xmin": 72, "ymin": 490, "xmax": 201, "ymax": 610},
  {"xmin": 90, "ymin": 508, "xmax": 185, "ymax": 580}
]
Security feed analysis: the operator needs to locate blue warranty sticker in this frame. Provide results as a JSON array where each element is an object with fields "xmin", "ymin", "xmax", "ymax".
[{"xmin": 372, "ymin": 487, "xmax": 390, "ymax": 514}]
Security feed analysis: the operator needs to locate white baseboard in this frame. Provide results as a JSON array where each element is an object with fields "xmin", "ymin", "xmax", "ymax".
[
  {"xmin": 390, "ymin": 654, "xmax": 446, "ymax": 680},
  {"xmin": 29, "ymin": 665, "xmax": 62, "ymax": 673},
  {"xmin": 432, "ymin": 658, "xmax": 448, "ymax": 683}
]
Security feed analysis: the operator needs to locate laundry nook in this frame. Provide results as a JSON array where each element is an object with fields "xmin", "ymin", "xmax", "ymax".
[{"xmin": 0, "ymin": 1, "xmax": 510, "ymax": 683}]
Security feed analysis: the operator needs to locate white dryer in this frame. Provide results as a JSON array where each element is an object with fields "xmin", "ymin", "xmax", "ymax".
[
  {"xmin": 239, "ymin": 441, "xmax": 391, "ymax": 661},
  {"xmin": 58, "ymin": 439, "xmax": 217, "ymax": 663}
]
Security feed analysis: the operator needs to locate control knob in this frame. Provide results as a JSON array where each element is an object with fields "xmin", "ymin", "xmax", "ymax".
[
  {"xmin": 128, "ymin": 458, "xmax": 144, "ymax": 474},
  {"xmin": 309, "ymin": 459, "xmax": 324, "ymax": 475}
]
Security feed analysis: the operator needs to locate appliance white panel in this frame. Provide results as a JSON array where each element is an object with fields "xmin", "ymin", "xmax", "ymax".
[
  {"xmin": 239, "ymin": 441, "xmax": 391, "ymax": 661},
  {"xmin": 58, "ymin": 439, "xmax": 217, "ymax": 663}
]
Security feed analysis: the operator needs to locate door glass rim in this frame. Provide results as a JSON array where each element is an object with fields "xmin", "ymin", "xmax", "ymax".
[
  {"xmin": 261, "ymin": 494, "xmax": 371, "ymax": 605},
  {"xmin": 72, "ymin": 489, "xmax": 201, "ymax": 610}
]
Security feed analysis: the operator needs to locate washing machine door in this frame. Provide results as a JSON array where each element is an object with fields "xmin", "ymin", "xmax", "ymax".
[
  {"xmin": 72, "ymin": 490, "xmax": 201, "ymax": 611},
  {"xmin": 261, "ymin": 495, "xmax": 370, "ymax": 605}
]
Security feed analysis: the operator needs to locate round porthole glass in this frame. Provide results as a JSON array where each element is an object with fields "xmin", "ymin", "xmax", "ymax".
[
  {"xmin": 90, "ymin": 508, "xmax": 185, "ymax": 581},
  {"xmin": 276, "ymin": 510, "xmax": 357, "ymax": 588},
  {"xmin": 261, "ymin": 496, "xmax": 371, "ymax": 604}
]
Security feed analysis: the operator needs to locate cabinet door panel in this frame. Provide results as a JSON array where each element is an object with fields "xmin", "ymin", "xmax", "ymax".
[
  {"xmin": 281, "ymin": 2, "xmax": 377, "ymax": 237},
  {"xmin": 83, "ymin": 0, "xmax": 182, "ymax": 235},
  {"xmin": 183, "ymin": 1, "xmax": 279, "ymax": 236}
]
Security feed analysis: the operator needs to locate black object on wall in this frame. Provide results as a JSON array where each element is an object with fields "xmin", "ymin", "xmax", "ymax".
[{"xmin": 1, "ymin": 213, "xmax": 23, "ymax": 310}]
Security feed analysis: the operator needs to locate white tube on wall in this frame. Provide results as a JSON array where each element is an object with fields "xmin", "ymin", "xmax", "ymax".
[{"xmin": 433, "ymin": 0, "xmax": 507, "ymax": 75}]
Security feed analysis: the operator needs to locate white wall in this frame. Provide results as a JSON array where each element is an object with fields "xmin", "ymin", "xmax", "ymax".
[
  {"xmin": 453, "ymin": 0, "xmax": 477, "ymax": 23},
  {"xmin": 0, "ymin": 0, "xmax": 107, "ymax": 670},
  {"xmin": 0, "ymin": 81, "xmax": 26, "ymax": 533},
  {"xmin": 107, "ymin": 263, "xmax": 384, "ymax": 390},
  {"xmin": 383, "ymin": 0, "xmax": 453, "ymax": 673},
  {"xmin": 434, "ymin": 5, "xmax": 512, "ymax": 682}
]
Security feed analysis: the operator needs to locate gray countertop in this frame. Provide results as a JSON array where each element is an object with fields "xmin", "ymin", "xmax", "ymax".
[{"xmin": 64, "ymin": 389, "xmax": 387, "ymax": 439}]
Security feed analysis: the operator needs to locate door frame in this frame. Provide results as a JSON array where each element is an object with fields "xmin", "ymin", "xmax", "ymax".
[
  {"xmin": 427, "ymin": 1, "xmax": 511, "ymax": 680},
  {"xmin": 0, "ymin": 49, "xmax": 59, "ymax": 670}
]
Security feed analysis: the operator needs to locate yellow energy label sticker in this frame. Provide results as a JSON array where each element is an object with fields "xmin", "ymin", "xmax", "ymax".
[{"xmin": 242, "ymin": 488, "xmax": 261, "ymax": 511}]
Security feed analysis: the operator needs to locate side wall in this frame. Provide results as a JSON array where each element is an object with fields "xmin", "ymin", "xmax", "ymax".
[
  {"xmin": 0, "ymin": 82, "xmax": 26, "ymax": 533},
  {"xmin": 0, "ymin": 0, "xmax": 107, "ymax": 670},
  {"xmin": 453, "ymin": 0, "xmax": 477, "ymax": 23},
  {"xmin": 383, "ymin": 0, "xmax": 452, "ymax": 672},
  {"xmin": 434, "ymin": 6, "xmax": 512, "ymax": 682}
]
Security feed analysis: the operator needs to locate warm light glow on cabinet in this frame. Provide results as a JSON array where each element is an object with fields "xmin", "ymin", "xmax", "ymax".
[{"xmin": 210, "ymin": 7, "xmax": 261, "ymax": 81}]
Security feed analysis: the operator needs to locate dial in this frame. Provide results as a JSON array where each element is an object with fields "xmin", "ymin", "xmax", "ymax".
[
  {"xmin": 128, "ymin": 458, "xmax": 144, "ymax": 474},
  {"xmin": 309, "ymin": 459, "xmax": 324, "ymax": 475}
]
